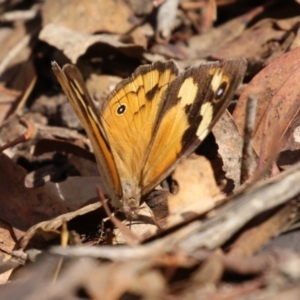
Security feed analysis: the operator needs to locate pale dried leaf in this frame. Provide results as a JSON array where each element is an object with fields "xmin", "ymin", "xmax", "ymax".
[
  {"xmin": 20, "ymin": 202, "xmax": 101, "ymax": 249},
  {"xmin": 39, "ymin": 24, "xmax": 143, "ymax": 63},
  {"xmin": 42, "ymin": 0, "xmax": 137, "ymax": 34},
  {"xmin": 165, "ymin": 153, "xmax": 230, "ymax": 228},
  {"xmin": 213, "ymin": 110, "xmax": 257, "ymax": 189}
]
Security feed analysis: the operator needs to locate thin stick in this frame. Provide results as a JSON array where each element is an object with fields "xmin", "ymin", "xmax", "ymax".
[
  {"xmin": 240, "ymin": 94, "xmax": 257, "ymax": 184},
  {"xmin": 0, "ymin": 118, "xmax": 35, "ymax": 153},
  {"xmin": 52, "ymin": 159, "xmax": 300, "ymax": 259}
]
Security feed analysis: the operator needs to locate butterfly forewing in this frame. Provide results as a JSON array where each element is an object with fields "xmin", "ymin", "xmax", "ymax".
[
  {"xmin": 141, "ymin": 59, "xmax": 247, "ymax": 195},
  {"xmin": 51, "ymin": 62, "xmax": 123, "ymax": 208}
]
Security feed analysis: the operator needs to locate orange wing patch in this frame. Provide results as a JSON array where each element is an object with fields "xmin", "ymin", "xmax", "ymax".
[{"xmin": 101, "ymin": 61, "xmax": 179, "ymax": 186}]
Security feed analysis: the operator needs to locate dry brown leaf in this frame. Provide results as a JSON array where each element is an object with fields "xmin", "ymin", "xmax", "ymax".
[
  {"xmin": 191, "ymin": 253, "xmax": 224, "ymax": 285},
  {"xmin": 277, "ymin": 112, "xmax": 300, "ymax": 167},
  {"xmin": 0, "ymin": 86, "xmax": 21, "ymax": 125},
  {"xmin": 44, "ymin": 177, "xmax": 101, "ymax": 211},
  {"xmin": 0, "ymin": 219, "xmax": 16, "ymax": 254},
  {"xmin": 233, "ymin": 47, "xmax": 300, "ymax": 160},
  {"xmin": 290, "ymin": 25, "xmax": 300, "ymax": 50},
  {"xmin": 0, "ymin": 252, "xmax": 14, "ymax": 284},
  {"xmin": 149, "ymin": 42, "xmax": 189, "ymax": 60},
  {"xmin": 19, "ymin": 202, "xmax": 101, "ymax": 249},
  {"xmin": 85, "ymin": 260, "xmax": 165, "ymax": 299},
  {"xmin": 167, "ymin": 155, "xmax": 221, "ymax": 219},
  {"xmin": 0, "ymin": 21, "xmax": 32, "ymax": 74},
  {"xmin": 211, "ymin": 22, "xmax": 286, "ymax": 61},
  {"xmin": 127, "ymin": 0, "xmax": 154, "ymax": 15},
  {"xmin": 8, "ymin": 60, "xmax": 37, "ymax": 115},
  {"xmin": 168, "ymin": 155, "xmax": 220, "ymax": 212},
  {"xmin": 211, "ymin": 17, "xmax": 299, "ymax": 61},
  {"xmin": 213, "ymin": 110, "xmax": 257, "ymax": 189},
  {"xmin": 39, "ymin": 24, "xmax": 144, "ymax": 63},
  {"xmin": 0, "ymin": 115, "xmax": 35, "ymax": 157},
  {"xmin": 33, "ymin": 138, "xmax": 94, "ymax": 163},
  {"xmin": 42, "ymin": 0, "xmax": 137, "ymax": 35},
  {"xmin": 128, "ymin": 26, "xmax": 148, "ymax": 49},
  {"xmin": 69, "ymin": 155, "xmax": 99, "ymax": 177},
  {"xmin": 177, "ymin": 5, "xmax": 265, "ymax": 59},
  {"xmin": 0, "ymin": 19, "xmax": 37, "ymax": 121},
  {"xmin": 0, "ymin": 154, "xmax": 68, "ymax": 240}
]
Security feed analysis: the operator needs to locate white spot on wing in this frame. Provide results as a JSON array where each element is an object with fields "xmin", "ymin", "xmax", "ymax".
[
  {"xmin": 74, "ymin": 79, "xmax": 84, "ymax": 95},
  {"xmin": 178, "ymin": 77, "xmax": 197, "ymax": 107},
  {"xmin": 210, "ymin": 69, "xmax": 223, "ymax": 92},
  {"xmin": 197, "ymin": 102, "xmax": 213, "ymax": 140}
]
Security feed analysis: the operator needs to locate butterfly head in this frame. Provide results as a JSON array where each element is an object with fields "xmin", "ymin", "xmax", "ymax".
[{"xmin": 122, "ymin": 202, "xmax": 141, "ymax": 219}]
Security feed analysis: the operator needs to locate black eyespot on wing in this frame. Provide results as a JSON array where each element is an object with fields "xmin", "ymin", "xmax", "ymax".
[
  {"xmin": 117, "ymin": 104, "xmax": 126, "ymax": 115},
  {"xmin": 145, "ymin": 83, "xmax": 159, "ymax": 101},
  {"xmin": 215, "ymin": 81, "xmax": 227, "ymax": 100}
]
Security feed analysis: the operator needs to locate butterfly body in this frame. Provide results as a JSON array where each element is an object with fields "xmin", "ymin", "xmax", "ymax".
[{"xmin": 52, "ymin": 59, "xmax": 247, "ymax": 217}]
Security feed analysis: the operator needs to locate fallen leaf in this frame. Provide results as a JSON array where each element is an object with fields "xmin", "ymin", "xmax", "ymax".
[
  {"xmin": 211, "ymin": 17, "xmax": 297, "ymax": 61},
  {"xmin": 42, "ymin": 0, "xmax": 138, "ymax": 35},
  {"xmin": 39, "ymin": 24, "xmax": 144, "ymax": 64},
  {"xmin": 177, "ymin": 5, "xmax": 265, "ymax": 59},
  {"xmin": 19, "ymin": 202, "xmax": 102, "ymax": 249},
  {"xmin": 44, "ymin": 176, "xmax": 101, "ymax": 211},
  {"xmin": 213, "ymin": 110, "xmax": 257, "ymax": 189},
  {"xmin": 0, "ymin": 219, "xmax": 16, "ymax": 253},
  {"xmin": 233, "ymin": 47, "xmax": 300, "ymax": 160},
  {"xmin": 168, "ymin": 155, "xmax": 221, "ymax": 214},
  {"xmin": 0, "ymin": 154, "xmax": 68, "ymax": 239}
]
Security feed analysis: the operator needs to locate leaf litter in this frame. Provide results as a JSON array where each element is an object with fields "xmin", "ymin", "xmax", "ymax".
[{"xmin": 1, "ymin": 0, "xmax": 300, "ymax": 299}]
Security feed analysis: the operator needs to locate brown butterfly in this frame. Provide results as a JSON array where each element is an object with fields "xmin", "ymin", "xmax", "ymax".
[{"xmin": 52, "ymin": 59, "xmax": 247, "ymax": 217}]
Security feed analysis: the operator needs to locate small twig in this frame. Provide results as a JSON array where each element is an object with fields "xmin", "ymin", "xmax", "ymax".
[
  {"xmin": 52, "ymin": 221, "xmax": 69, "ymax": 284},
  {"xmin": 0, "ymin": 118, "xmax": 35, "ymax": 152},
  {"xmin": 52, "ymin": 159, "xmax": 300, "ymax": 260},
  {"xmin": 14, "ymin": 71, "xmax": 37, "ymax": 115},
  {"xmin": 256, "ymin": 102, "xmax": 272, "ymax": 172},
  {"xmin": 240, "ymin": 94, "xmax": 257, "ymax": 184}
]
